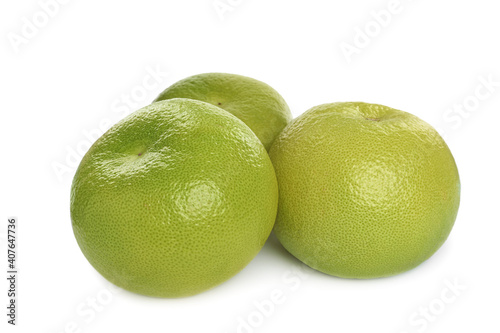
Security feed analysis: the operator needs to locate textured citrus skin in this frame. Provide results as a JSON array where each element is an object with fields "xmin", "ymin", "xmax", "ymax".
[
  {"xmin": 70, "ymin": 99, "xmax": 278, "ymax": 297},
  {"xmin": 153, "ymin": 73, "xmax": 292, "ymax": 151},
  {"xmin": 269, "ymin": 102, "xmax": 460, "ymax": 278}
]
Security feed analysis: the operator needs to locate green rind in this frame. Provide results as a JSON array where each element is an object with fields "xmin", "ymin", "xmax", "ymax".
[
  {"xmin": 154, "ymin": 73, "xmax": 292, "ymax": 150},
  {"xmin": 270, "ymin": 102, "xmax": 460, "ymax": 278},
  {"xmin": 71, "ymin": 99, "xmax": 278, "ymax": 297}
]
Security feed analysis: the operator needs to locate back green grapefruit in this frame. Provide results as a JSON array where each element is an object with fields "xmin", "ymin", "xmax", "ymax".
[{"xmin": 154, "ymin": 72, "xmax": 292, "ymax": 150}]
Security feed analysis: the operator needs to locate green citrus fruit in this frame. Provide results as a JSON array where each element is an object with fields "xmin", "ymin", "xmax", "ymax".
[
  {"xmin": 269, "ymin": 102, "xmax": 460, "ymax": 278},
  {"xmin": 153, "ymin": 73, "xmax": 292, "ymax": 150},
  {"xmin": 70, "ymin": 98, "xmax": 278, "ymax": 297}
]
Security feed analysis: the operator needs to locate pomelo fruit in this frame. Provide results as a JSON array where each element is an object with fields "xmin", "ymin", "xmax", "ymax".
[
  {"xmin": 269, "ymin": 102, "xmax": 460, "ymax": 278},
  {"xmin": 153, "ymin": 73, "xmax": 292, "ymax": 150},
  {"xmin": 70, "ymin": 98, "xmax": 278, "ymax": 297}
]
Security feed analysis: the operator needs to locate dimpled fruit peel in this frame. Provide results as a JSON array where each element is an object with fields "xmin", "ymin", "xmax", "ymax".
[
  {"xmin": 70, "ymin": 98, "xmax": 278, "ymax": 297},
  {"xmin": 269, "ymin": 102, "xmax": 460, "ymax": 278},
  {"xmin": 154, "ymin": 72, "xmax": 292, "ymax": 151}
]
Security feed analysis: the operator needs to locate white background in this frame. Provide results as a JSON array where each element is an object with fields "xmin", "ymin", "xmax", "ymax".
[{"xmin": 1, "ymin": 0, "xmax": 499, "ymax": 332}]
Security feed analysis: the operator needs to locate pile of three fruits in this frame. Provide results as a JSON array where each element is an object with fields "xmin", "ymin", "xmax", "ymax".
[{"xmin": 71, "ymin": 73, "xmax": 460, "ymax": 297}]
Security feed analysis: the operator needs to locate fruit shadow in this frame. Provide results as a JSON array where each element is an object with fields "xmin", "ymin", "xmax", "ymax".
[
  {"xmin": 262, "ymin": 231, "xmax": 324, "ymax": 277},
  {"xmin": 263, "ymin": 231, "xmax": 456, "ymax": 283}
]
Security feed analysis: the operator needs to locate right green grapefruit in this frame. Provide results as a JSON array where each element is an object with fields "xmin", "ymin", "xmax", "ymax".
[{"xmin": 269, "ymin": 102, "xmax": 461, "ymax": 278}]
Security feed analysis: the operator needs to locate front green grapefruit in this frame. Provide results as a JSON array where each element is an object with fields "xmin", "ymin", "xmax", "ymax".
[{"xmin": 70, "ymin": 98, "xmax": 278, "ymax": 297}]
